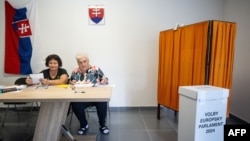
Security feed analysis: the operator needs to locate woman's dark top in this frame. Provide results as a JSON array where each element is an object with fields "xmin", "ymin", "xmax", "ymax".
[{"xmin": 40, "ymin": 68, "xmax": 68, "ymax": 80}]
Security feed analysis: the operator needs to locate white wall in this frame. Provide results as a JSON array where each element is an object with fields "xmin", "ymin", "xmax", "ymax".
[
  {"xmin": 223, "ymin": 0, "xmax": 250, "ymax": 122},
  {"xmin": 0, "ymin": 0, "xmax": 223, "ymax": 107}
]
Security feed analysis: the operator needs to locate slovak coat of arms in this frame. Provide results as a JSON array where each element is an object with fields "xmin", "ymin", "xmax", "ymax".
[{"xmin": 88, "ymin": 5, "xmax": 105, "ymax": 25}]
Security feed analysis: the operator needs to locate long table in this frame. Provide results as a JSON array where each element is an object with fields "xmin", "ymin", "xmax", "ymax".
[{"xmin": 0, "ymin": 85, "xmax": 113, "ymax": 141}]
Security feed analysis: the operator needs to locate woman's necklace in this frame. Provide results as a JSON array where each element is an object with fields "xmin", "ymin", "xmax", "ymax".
[{"xmin": 50, "ymin": 71, "xmax": 57, "ymax": 79}]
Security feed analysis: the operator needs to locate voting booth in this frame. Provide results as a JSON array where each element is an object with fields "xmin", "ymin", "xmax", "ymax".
[{"xmin": 178, "ymin": 85, "xmax": 229, "ymax": 141}]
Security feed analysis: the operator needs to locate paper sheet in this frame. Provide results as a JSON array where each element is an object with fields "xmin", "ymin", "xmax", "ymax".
[{"xmin": 29, "ymin": 73, "xmax": 44, "ymax": 84}]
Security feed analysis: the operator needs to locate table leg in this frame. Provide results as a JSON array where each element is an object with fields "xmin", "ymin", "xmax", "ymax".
[{"xmin": 33, "ymin": 102, "xmax": 70, "ymax": 141}]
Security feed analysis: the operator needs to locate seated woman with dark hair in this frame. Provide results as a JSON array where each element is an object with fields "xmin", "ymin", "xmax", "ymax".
[{"xmin": 26, "ymin": 54, "xmax": 69, "ymax": 86}]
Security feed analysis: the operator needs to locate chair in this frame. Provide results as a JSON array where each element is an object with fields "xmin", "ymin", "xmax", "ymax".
[{"xmin": 1, "ymin": 77, "xmax": 38, "ymax": 127}]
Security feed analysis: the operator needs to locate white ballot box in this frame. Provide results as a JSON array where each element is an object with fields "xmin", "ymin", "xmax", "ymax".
[{"xmin": 178, "ymin": 85, "xmax": 229, "ymax": 141}]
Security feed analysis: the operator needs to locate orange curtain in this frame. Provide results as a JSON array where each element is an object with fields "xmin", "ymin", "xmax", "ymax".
[
  {"xmin": 158, "ymin": 29, "xmax": 174, "ymax": 108},
  {"xmin": 209, "ymin": 21, "xmax": 237, "ymax": 116},
  {"xmin": 158, "ymin": 21, "xmax": 209, "ymax": 111}
]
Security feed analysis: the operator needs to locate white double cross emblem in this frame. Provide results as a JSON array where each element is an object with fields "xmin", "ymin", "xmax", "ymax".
[{"xmin": 18, "ymin": 23, "xmax": 30, "ymax": 34}]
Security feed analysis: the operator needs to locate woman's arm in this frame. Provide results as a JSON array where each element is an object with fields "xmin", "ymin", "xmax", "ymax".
[{"xmin": 40, "ymin": 74, "xmax": 68, "ymax": 85}]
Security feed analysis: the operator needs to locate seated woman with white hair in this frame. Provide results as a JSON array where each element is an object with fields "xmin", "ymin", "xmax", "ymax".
[{"xmin": 69, "ymin": 52, "xmax": 109, "ymax": 135}]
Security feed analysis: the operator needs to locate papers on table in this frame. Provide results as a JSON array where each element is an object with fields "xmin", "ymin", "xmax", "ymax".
[
  {"xmin": 29, "ymin": 73, "xmax": 44, "ymax": 84},
  {"xmin": 74, "ymin": 83, "xmax": 94, "ymax": 88}
]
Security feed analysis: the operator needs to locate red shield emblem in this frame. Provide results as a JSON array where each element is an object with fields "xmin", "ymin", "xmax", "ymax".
[
  {"xmin": 89, "ymin": 6, "xmax": 104, "ymax": 24},
  {"xmin": 13, "ymin": 19, "xmax": 32, "ymax": 37}
]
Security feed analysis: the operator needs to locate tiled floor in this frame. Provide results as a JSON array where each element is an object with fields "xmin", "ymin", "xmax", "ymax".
[{"xmin": 0, "ymin": 106, "xmax": 246, "ymax": 141}]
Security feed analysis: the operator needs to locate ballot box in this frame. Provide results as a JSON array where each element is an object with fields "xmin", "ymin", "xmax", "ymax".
[{"xmin": 178, "ymin": 85, "xmax": 229, "ymax": 141}]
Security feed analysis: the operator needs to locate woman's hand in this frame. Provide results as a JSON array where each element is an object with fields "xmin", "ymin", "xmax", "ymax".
[
  {"xmin": 40, "ymin": 78, "xmax": 50, "ymax": 85},
  {"xmin": 101, "ymin": 77, "xmax": 109, "ymax": 84},
  {"xmin": 97, "ymin": 77, "xmax": 108, "ymax": 85},
  {"xmin": 70, "ymin": 80, "xmax": 77, "ymax": 85}
]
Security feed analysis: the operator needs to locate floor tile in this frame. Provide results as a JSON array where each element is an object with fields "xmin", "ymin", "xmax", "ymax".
[
  {"xmin": 119, "ymin": 130, "xmax": 151, "ymax": 141},
  {"xmin": 0, "ymin": 106, "xmax": 247, "ymax": 141}
]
